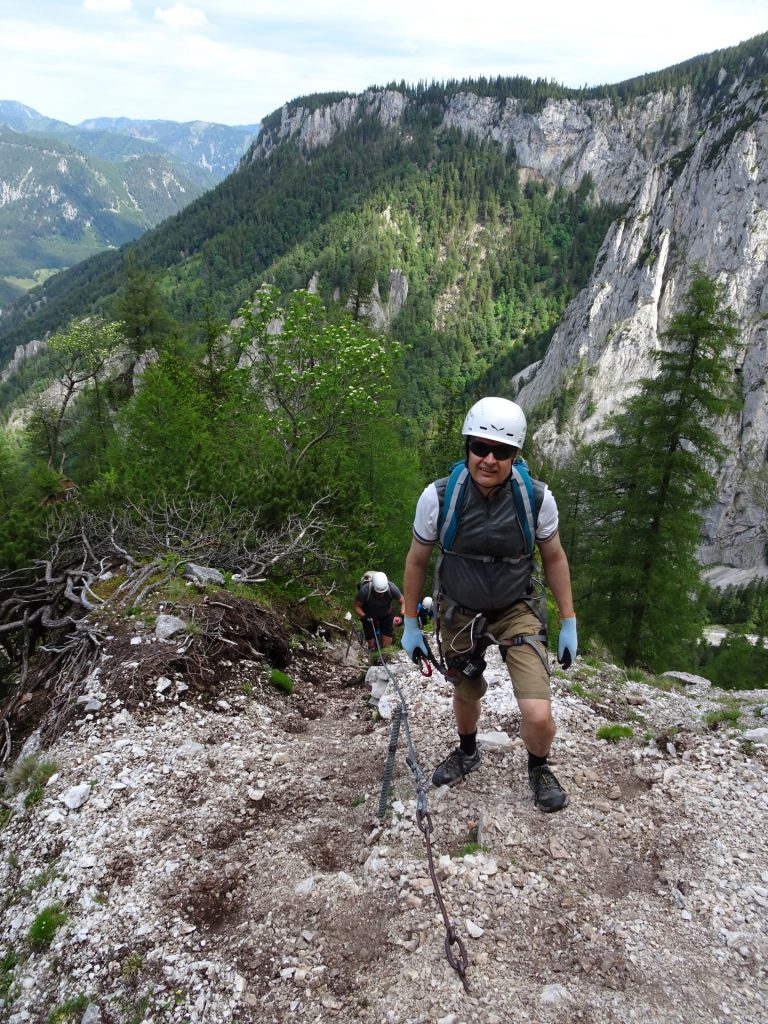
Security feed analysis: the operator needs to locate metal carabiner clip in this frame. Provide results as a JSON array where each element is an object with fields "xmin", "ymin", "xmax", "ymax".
[{"xmin": 414, "ymin": 649, "xmax": 433, "ymax": 676}]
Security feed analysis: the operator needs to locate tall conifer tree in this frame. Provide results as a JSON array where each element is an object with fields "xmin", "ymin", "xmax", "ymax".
[{"xmin": 579, "ymin": 271, "xmax": 739, "ymax": 668}]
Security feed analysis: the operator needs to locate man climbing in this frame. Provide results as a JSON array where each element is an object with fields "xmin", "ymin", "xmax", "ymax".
[
  {"xmin": 418, "ymin": 596, "xmax": 434, "ymax": 628},
  {"xmin": 401, "ymin": 396, "xmax": 577, "ymax": 812},
  {"xmin": 353, "ymin": 571, "xmax": 405, "ymax": 651}
]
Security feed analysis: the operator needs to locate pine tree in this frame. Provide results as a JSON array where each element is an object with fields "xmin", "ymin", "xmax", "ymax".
[{"xmin": 579, "ymin": 271, "xmax": 739, "ymax": 669}]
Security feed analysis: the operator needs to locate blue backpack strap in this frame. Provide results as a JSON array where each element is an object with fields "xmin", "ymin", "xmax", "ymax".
[
  {"xmin": 510, "ymin": 458, "xmax": 538, "ymax": 555},
  {"xmin": 438, "ymin": 461, "xmax": 469, "ymax": 550},
  {"xmin": 439, "ymin": 458, "xmax": 540, "ymax": 555}
]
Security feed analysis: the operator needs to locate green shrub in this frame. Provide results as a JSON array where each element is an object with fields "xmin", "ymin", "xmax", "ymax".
[
  {"xmin": 596, "ymin": 724, "xmax": 633, "ymax": 743},
  {"xmin": 269, "ymin": 668, "xmax": 293, "ymax": 694},
  {"xmin": 27, "ymin": 903, "xmax": 67, "ymax": 949}
]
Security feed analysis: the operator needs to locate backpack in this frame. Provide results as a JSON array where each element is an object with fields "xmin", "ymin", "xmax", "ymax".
[
  {"xmin": 358, "ymin": 571, "xmax": 375, "ymax": 600},
  {"xmin": 438, "ymin": 457, "xmax": 540, "ymax": 555}
]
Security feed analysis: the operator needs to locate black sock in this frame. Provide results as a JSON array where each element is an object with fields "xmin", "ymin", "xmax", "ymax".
[
  {"xmin": 459, "ymin": 731, "xmax": 477, "ymax": 756},
  {"xmin": 528, "ymin": 751, "xmax": 548, "ymax": 772}
]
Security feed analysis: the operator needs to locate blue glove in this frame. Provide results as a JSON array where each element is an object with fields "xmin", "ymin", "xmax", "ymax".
[
  {"xmin": 557, "ymin": 616, "xmax": 577, "ymax": 668},
  {"xmin": 402, "ymin": 616, "xmax": 429, "ymax": 664}
]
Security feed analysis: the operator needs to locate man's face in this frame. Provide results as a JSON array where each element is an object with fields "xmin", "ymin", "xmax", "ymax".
[{"xmin": 467, "ymin": 436, "xmax": 515, "ymax": 491}]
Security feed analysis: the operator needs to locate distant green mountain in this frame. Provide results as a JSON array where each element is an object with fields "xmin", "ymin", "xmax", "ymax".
[
  {"xmin": 0, "ymin": 101, "xmax": 259, "ymax": 181},
  {"xmin": 74, "ymin": 115, "xmax": 260, "ymax": 181},
  {"xmin": 0, "ymin": 101, "xmax": 260, "ymax": 305},
  {"xmin": 0, "ymin": 125, "xmax": 203, "ymax": 305}
]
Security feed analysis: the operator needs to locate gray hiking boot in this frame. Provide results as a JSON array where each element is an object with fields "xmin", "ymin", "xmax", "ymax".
[
  {"xmin": 528, "ymin": 764, "xmax": 569, "ymax": 812},
  {"xmin": 432, "ymin": 747, "xmax": 481, "ymax": 787}
]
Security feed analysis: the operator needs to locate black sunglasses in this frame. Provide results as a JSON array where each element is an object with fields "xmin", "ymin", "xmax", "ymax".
[{"xmin": 468, "ymin": 438, "xmax": 515, "ymax": 460}]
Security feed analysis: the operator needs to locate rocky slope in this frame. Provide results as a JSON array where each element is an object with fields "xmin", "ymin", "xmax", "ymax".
[{"xmin": 1, "ymin": 617, "xmax": 766, "ymax": 1024}]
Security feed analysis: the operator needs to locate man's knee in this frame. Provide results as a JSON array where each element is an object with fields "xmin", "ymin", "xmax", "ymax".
[{"xmin": 519, "ymin": 698, "xmax": 555, "ymax": 730}]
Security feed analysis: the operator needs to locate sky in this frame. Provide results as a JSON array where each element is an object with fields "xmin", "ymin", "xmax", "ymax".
[{"xmin": 1, "ymin": 1, "xmax": 766, "ymax": 128}]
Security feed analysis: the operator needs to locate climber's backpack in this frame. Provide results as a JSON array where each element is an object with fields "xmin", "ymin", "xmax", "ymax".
[
  {"xmin": 358, "ymin": 571, "xmax": 375, "ymax": 600},
  {"xmin": 437, "ymin": 457, "xmax": 540, "ymax": 556}
]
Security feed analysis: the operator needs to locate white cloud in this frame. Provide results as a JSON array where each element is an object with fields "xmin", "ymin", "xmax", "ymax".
[
  {"xmin": 153, "ymin": 4, "xmax": 208, "ymax": 30},
  {"xmin": 83, "ymin": 0, "xmax": 133, "ymax": 11}
]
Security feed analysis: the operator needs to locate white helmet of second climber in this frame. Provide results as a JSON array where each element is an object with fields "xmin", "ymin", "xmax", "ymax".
[
  {"xmin": 422, "ymin": 596, "xmax": 433, "ymax": 610},
  {"xmin": 461, "ymin": 396, "xmax": 526, "ymax": 449},
  {"xmin": 372, "ymin": 571, "xmax": 389, "ymax": 593}
]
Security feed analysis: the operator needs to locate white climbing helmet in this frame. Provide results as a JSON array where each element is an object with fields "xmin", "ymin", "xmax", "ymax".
[
  {"xmin": 422, "ymin": 596, "xmax": 433, "ymax": 610},
  {"xmin": 462, "ymin": 396, "xmax": 526, "ymax": 449},
  {"xmin": 372, "ymin": 571, "xmax": 389, "ymax": 593}
]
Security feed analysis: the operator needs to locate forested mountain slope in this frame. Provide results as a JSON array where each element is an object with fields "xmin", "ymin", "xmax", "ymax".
[
  {"xmin": 1, "ymin": 35, "xmax": 767, "ymax": 575},
  {"xmin": 0, "ymin": 102, "xmax": 259, "ymax": 304},
  {"xmin": 0, "ymin": 126, "xmax": 203, "ymax": 305}
]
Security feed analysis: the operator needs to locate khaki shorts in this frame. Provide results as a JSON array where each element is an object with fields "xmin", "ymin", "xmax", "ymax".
[{"xmin": 439, "ymin": 600, "xmax": 551, "ymax": 701}]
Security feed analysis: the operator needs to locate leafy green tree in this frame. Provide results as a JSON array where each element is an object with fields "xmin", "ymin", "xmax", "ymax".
[
  {"xmin": 0, "ymin": 430, "xmax": 61, "ymax": 568},
  {"xmin": 232, "ymin": 287, "xmax": 398, "ymax": 472},
  {"xmin": 578, "ymin": 271, "xmax": 740, "ymax": 669},
  {"xmin": 102, "ymin": 351, "xmax": 259, "ymax": 502},
  {"xmin": 26, "ymin": 316, "xmax": 126, "ymax": 472}
]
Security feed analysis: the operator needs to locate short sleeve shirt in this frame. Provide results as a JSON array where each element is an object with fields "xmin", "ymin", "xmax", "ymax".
[{"xmin": 412, "ymin": 480, "xmax": 559, "ymax": 545}]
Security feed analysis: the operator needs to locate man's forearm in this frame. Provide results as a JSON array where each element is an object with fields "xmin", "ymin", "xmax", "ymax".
[
  {"xmin": 403, "ymin": 540, "xmax": 432, "ymax": 617},
  {"xmin": 546, "ymin": 556, "xmax": 575, "ymax": 618}
]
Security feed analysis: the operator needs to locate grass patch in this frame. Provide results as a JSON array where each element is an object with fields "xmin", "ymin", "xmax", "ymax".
[
  {"xmin": 456, "ymin": 841, "xmax": 490, "ymax": 857},
  {"xmin": 642, "ymin": 674, "xmax": 684, "ymax": 692},
  {"xmin": 570, "ymin": 681, "xmax": 602, "ymax": 701},
  {"xmin": 704, "ymin": 706, "xmax": 741, "ymax": 729},
  {"xmin": 0, "ymin": 947, "xmax": 19, "ymax": 1002},
  {"xmin": 121, "ymin": 951, "xmax": 144, "ymax": 979},
  {"xmin": 625, "ymin": 667, "xmax": 651, "ymax": 683},
  {"xmin": 3, "ymin": 755, "xmax": 58, "ymax": 801},
  {"xmin": 47, "ymin": 994, "xmax": 90, "ymax": 1023},
  {"xmin": 269, "ymin": 668, "xmax": 293, "ymax": 694},
  {"xmin": 596, "ymin": 724, "xmax": 634, "ymax": 743},
  {"xmin": 21, "ymin": 861, "xmax": 59, "ymax": 896},
  {"xmin": 579, "ymin": 654, "xmax": 603, "ymax": 669},
  {"xmin": 27, "ymin": 903, "xmax": 67, "ymax": 949},
  {"xmin": 118, "ymin": 992, "xmax": 151, "ymax": 1024}
]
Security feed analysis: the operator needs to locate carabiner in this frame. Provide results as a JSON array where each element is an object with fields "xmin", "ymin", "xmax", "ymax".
[{"xmin": 414, "ymin": 650, "xmax": 433, "ymax": 676}]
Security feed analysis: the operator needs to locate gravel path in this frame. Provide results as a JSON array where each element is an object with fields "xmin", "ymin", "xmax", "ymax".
[{"xmin": 1, "ymin": 631, "xmax": 767, "ymax": 1024}]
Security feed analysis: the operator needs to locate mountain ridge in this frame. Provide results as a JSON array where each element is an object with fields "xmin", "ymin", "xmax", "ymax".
[
  {"xmin": 1, "ymin": 35, "xmax": 767, "ymax": 575},
  {"xmin": 0, "ymin": 100, "xmax": 260, "ymax": 303}
]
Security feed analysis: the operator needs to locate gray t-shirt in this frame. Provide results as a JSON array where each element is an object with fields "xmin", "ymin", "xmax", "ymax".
[{"xmin": 356, "ymin": 582, "xmax": 402, "ymax": 618}]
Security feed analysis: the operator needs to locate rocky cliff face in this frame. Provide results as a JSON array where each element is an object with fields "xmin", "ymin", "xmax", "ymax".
[
  {"xmin": 251, "ymin": 62, "xmax": 768, "ymax": 577},
  {"xmin": 513, "ymin": 78, "xmax": 768, "ymax": 577}
]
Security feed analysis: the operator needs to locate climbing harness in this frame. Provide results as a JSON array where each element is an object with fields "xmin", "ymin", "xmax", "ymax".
[
  {"xmin": 370, "ymin": 631, "xmax": 471, "ymax": 993},
  {"xmin": 432, "ymin": 575, "xmax": 549, "ymax": 679}
]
